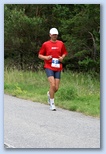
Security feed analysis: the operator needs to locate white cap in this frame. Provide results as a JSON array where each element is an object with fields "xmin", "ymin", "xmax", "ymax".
[{"xmin": 49, "ymin": 28, "xmax": 59, "ymax": 35}]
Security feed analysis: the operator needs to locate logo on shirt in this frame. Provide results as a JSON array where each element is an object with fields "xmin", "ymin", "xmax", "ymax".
[{"xmin": 51, "ymin": 47, "xmax": 58, "ymax": 49}]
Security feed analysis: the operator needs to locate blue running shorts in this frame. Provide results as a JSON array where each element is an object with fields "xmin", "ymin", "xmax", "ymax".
[{"xmin": 45, "ymin": 68, "xmax": 61, "ymax": 79}]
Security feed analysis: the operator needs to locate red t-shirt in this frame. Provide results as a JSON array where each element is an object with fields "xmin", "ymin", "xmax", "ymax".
[{"xmin": 39, "ymin": 40, "xmax": 68, "ymax": 71}]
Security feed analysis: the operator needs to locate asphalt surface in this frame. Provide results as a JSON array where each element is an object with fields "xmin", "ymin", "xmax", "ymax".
[{"xmin": 4, "ymin": 94, "xmax": 100, "ymax": 148}]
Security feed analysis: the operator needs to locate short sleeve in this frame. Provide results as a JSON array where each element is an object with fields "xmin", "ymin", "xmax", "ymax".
[{"xmin": 38, "ymin": 43, "xmax": 46, "ymax": 55}]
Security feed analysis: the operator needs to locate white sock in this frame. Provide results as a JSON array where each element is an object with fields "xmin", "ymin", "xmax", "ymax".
[{"xmin": 50, "ymin": 98, "xmax": 54, "ymax": 105}]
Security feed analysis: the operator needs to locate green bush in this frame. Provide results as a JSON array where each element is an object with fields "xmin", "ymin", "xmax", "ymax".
[{"xmin": 58, "ymin": 87, "xmax": 78, "ymax": 101}]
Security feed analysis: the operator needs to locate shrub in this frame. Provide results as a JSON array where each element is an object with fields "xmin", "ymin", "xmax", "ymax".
[{"xmin": 58, "ymin": 87, "xmax": 77, "ymax": 101}]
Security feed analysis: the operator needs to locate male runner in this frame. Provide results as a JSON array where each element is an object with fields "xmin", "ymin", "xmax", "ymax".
[{"xmin": 38, "ymin": 28, "xmax": 68, "ymax": 111}]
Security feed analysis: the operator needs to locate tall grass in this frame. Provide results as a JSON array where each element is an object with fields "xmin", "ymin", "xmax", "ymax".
[{"xmin": 4, "ymin": 68, "xmax": 100, "ymax": 117}]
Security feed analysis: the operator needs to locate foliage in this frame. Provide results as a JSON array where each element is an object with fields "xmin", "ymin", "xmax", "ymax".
[{"xmin": 4, "ymin": 4, "xmax": 100, "ymax": 73}]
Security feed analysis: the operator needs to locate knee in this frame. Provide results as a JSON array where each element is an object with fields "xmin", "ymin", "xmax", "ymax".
[
  {"xmin": 55, "ymin": 86, "xmax": 59, "ymax": 92},
  {"xmin": 51, "ymin": 84, "xmax": 58, "ymax": 92},
  {"xmin": 50, "ymin": 83, "xmax": 59, "ymax": 92},
  {"xmin": 51, "ymin": 84, "xmax": 56, "ymax": 91}
]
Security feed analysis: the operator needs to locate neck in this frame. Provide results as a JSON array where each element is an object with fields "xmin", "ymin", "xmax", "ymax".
[{"xmin": 50, "ymin": 39, "xmax": 57, "ymax": 42}]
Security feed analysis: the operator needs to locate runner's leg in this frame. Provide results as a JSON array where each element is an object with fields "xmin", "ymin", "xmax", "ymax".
[
  {"xmin": 48, "ymin": 76, "xmax": 56, "ymax": 99},
  {"xmin": 47, "ymin": 76, "xmax": 56, "ymax": 110},
  {"xmin": 54, "ymin": 78, "xmax": 60, "ymax": 93},
  {"xmin": 48, "ymin": 71, "xmax": 61, "ymax": 97},
  {"xmin": 45, "ymin": 69, "xmax": 61, "ymax": 110}
]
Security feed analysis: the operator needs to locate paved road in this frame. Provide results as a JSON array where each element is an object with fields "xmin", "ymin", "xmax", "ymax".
[{"xmin": 4, "ymin": 94, "xmax": 100, "ymax": 148}]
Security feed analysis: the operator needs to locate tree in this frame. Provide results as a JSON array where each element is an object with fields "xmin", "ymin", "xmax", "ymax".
[
  {"xmin": 4, "ymin": 4, "xmax": 100, "ymax": 72},
  {"xmin": 59, "ymin": 4, "xmax": 100, "ymax": 72}
]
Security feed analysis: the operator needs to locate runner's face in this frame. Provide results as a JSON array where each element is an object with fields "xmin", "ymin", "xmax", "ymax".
[{"xmin": 50, "ymin": 34, "xmax": 58, "ymax": 41}]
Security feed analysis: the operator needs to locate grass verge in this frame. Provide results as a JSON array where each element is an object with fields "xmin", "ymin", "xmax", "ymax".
[{"xmin": 4, "ymin": 68, "xmax": 100, "ymax": 117}]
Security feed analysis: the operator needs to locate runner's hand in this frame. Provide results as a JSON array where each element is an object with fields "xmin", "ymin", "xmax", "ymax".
[
  {"xmin": 45, "ymin": 55, "xmax": 52, "ymax": 60},
  {"xmin": 58, "ymin": 56, "xmax": 63, "ymax": 62}
]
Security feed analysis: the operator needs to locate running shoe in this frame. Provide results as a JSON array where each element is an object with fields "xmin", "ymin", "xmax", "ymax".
[
  {"xmin": 47, "ymin": 91, "xmax": 50, "ymax": 105},
  {"xmin": 50, "ymin": 103, "xmax": 56, "ymax": 111}
]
